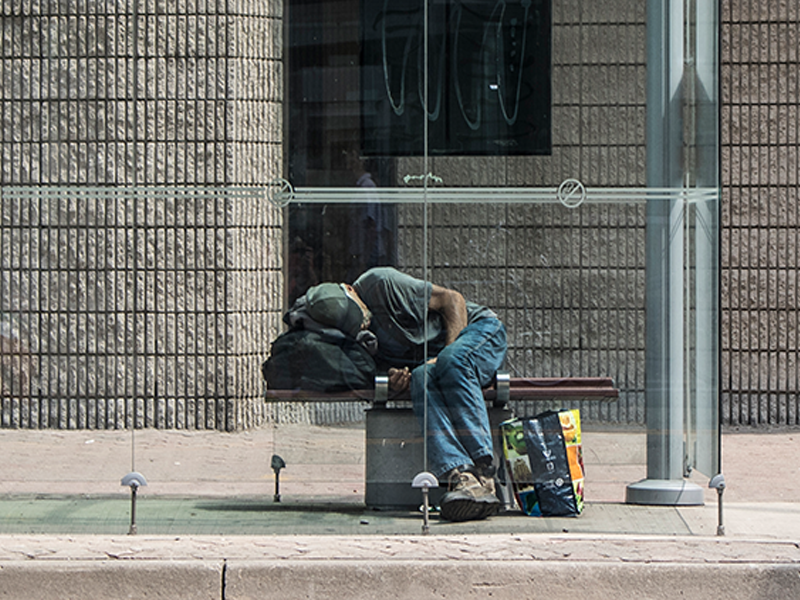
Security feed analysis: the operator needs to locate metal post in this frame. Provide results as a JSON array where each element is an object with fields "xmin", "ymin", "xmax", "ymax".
[
  {"xmin": 412, "ymin": 472, "xmax": 438, "ymax": 535},
  {"xmin": 129, "ymin": 483, "xmax": 138, "ymax": 535},
  {"xmin": 271, "ymin": 454, "xmax": 286, "ymax": 502},
  {"xmin": 627, "ymin": 0, "xmax": 704, "ymax": 505},
  {"xmin": 121, "ymin": 472, "xmax": 148, "ymax": 535},
  {"xmin": 709, "ymin": 474, "xmax": 726, "ymax": 535},
  {"xmin": 421, "ymin": 488, "xmax": 431, "ymax": 534}
]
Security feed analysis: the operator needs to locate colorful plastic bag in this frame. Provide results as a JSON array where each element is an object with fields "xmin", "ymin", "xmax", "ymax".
[{"xmin": 500, "ymin": 409, "xmax": 585, "ymax": 516}]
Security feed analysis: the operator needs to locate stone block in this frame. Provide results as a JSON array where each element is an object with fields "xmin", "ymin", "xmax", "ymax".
[
  {"xmin": 0, "ymin": 560, "xmax": 222, "ymax": 600},
  {"xmin": 226, "ymin": 561, "xmax": 800, "ymax": 600}
]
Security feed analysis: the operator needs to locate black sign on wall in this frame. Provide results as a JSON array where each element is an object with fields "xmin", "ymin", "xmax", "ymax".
[{"xmin": 361, "ymin": 0, "xmax": 551, "ymax": 157}]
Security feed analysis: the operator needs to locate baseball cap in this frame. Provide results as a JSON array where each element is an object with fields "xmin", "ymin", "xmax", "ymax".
[{"xmin": 305, "ymin": 282, "xmax": 364, "ymax": 337}]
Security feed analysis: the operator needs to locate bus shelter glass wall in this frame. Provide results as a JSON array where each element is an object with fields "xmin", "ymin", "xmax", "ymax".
[
  {"xmin": 0, "ymin": 0, "xmax": 720, "ymax": 534},
  {"xmin": 283, "ymin": 0, "xmax": 719, "ymax": 515}
]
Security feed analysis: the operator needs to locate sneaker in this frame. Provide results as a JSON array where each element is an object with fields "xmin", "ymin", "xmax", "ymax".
[{"xmin": 439, "ymin": 468, "xmax": 502, "ymax": 522}]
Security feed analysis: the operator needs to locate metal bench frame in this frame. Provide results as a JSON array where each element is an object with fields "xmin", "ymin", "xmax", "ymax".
[{"xmin": 265, "ymin": 374, "xmax": 619, "ymax": 406}]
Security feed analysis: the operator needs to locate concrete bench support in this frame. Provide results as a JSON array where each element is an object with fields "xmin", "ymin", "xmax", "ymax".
[{"xmin": 365, "ymin": 404, "xmax": 514, "ymax": 509}]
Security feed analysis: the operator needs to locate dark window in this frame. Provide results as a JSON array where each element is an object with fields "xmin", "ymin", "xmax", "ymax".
[
  {"xmin": 362, "ymin": 0, "xmax": 552, "ymax": 156},
  {"xmin": 286, "ymin": 0, "xmax": 551, "ymax": 301}
]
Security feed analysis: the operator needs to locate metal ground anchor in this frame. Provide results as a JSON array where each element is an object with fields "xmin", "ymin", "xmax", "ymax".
[
  {"xmin": 709, "ymin": 474, "xmax": 726, "ymax": 536},
  {"xmin": 412, "ymin": 472, "xmax": 439, "ymax": 534},
  {"xmin": 121, "ymin": 472, "xmax": 148, "ymax": 535},
  {"xmin": 271, "ymin": 454, "xmax": 286, "ymax": 502}
]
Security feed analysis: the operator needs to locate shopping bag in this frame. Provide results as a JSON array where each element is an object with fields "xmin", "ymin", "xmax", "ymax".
[{"xmin": 500, "ymin": 409, "xmax": 585, "ymax": 516}]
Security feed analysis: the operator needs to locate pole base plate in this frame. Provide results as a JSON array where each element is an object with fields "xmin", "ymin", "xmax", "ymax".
[{"xmin": 626, "ymin": 478, "xmax": 705, "ymax": 506}]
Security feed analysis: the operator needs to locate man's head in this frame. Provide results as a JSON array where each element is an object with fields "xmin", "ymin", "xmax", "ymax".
[{"xmin": 306, "ymin": 282, "xmax": 370, "ymax": 337}]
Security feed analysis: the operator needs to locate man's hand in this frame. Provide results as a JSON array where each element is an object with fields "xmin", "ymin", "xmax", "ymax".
[{"xmin": 388, "ymin": 367, "xmax": 411, "ymax": 392}]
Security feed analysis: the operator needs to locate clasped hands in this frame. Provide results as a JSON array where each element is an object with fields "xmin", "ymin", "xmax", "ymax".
[{"xmin": 387, "ymin": 357, "xmax": 436, "ymax": 393}]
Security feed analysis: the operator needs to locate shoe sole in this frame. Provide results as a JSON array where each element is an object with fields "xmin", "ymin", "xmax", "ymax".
[{"xmin": 440, "ymin": 498, "xmax": 501, "ymax": 522}]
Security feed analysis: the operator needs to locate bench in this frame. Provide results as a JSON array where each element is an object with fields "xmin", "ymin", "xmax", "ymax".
[
  {"xmin": 264, "ymin": 374, "xmax": 619, "ymax": 406},
  {"xmin": 265, "ymin": 375, "xmax": 619, "ymax": 509}
]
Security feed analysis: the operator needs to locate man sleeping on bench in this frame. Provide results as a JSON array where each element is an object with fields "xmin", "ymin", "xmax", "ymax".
[{"xmin": 298, "ymin": 267, "xmax": 507, "ymax": 523}]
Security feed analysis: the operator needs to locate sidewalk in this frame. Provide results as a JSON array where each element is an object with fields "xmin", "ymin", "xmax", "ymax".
[
  {"xmin": 0, "ymin": 424, "xmax": 798, "ymax": 599},
  {"xmin": 1, "ymin": 424, "xmax": 798, "ymax": 537}
]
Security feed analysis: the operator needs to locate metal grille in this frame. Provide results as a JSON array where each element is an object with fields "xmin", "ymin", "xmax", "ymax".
[{"xmin": 721, "ymin": 0, "xmax": 800, "ymax": 426}]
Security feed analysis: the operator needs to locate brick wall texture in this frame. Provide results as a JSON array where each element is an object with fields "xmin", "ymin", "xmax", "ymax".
[
  {"xmin": 720, "ymin": 0, "xmax": 800, "ymax": 426},
  {"xmin": 0, "ymin": 0, "xmax": 284, "ymax": 430},
  {"xmin": 0, "ymin": 0, "xmax": 797, "ymax": 429}
]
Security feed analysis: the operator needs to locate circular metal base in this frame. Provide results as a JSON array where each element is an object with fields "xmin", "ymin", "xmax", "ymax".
[{"xmin": 626, "ymin": 479, "xmax": 705, "ymax": 506}]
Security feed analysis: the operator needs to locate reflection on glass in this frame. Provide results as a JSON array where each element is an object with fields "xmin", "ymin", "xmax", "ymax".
[
  {"xmin": 286, "ymin": 0, "xmax": 552, "ymax": 299},
  {"xmin": 0, "ymin": 0, "xmax": 724, "ymax": 538},
  {"xmin": 362, "ymin": 0, "xmax": 552, "ymax": 156}
]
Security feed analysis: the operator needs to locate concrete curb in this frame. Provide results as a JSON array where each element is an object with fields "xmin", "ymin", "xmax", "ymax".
[
  {"xmin": 2, "ymin": 557, "xmax": 799, "ymax": 600},
  {"xmin": 0, "ymin": 560, "xmax": 223, "ymax": 600},
  {"xmin": 2, "ymin": 533, "xmax": 799, "ymax": 563},
  {"xmin": 225, "ymin": 561, "xmax": 800, "ymax": 600},
  {"xmin": 1, "ymin": 534, "xmax": 799, "ymax": 599}
]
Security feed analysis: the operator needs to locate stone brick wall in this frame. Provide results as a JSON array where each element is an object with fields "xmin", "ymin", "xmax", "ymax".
[
  {"xmin": 721, "ymin": 0, "xmax": 800, "ymax": 426},
  {"xmin": 4, "ymin": 0, "xmax": 795, "ymax": 431},
  {"xmin": 0, "ymin": 1, "xmax": 283, "ymax": 430}
]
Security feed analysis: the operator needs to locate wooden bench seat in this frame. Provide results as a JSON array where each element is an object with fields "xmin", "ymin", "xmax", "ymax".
[{"xmin": 264, "ymin": 375, "xmax": 619, "ymax": 406}]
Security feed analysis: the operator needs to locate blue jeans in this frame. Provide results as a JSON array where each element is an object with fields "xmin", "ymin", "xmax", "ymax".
[{"xmin": 410, "ymin": 317, "xmax": 507, "ymax": 479}]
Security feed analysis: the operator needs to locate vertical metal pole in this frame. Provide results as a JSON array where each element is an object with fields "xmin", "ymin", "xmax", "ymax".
[
  {"xmin": 422, "ymin": 0, "xmax": 430, "ymax": 477},
  {"xmin": 691, "ymin": 0, "xmax": 722, "ymax": 483},
  {"xmin": 627, "ymin": 0, "xmax": 704, "ymax": 505},
  {"xmin": 129, "ymin": 484, "xmax": 139, "ymax": 535},
  {"xmin": 421, "ymin": 488, "xmax": 430, "ymax": 534}
]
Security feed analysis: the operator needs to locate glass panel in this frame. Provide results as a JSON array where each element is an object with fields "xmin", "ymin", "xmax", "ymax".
[
  {"xmin": 286, "ymin": 0, "xmax": 401, "ymax": 291},
  {"xmin": 685, "ymin": 0, "xmax": 721, "ymax": 480},
  {"xmin": 0, "ymin": 0, "xmax": 720, "ymax": 535}
]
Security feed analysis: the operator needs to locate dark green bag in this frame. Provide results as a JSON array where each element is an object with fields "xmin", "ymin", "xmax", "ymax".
[{"xmin": 262, "ymin": 329, "xmax": 376, "ymax": 392}]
